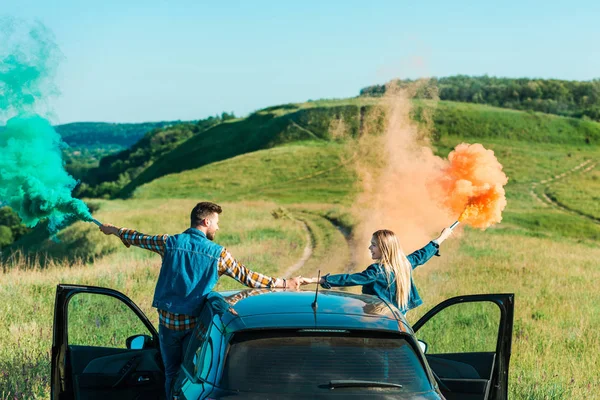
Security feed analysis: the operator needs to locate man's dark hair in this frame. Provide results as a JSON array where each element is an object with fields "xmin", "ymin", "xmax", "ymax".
[{"xmin": 190, "ymin": 202, "xmax": 222, "ymax": 226}]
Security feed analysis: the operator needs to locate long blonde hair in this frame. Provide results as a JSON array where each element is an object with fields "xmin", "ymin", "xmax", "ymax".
[{"xmin": 372, "ymin": 230, "xmax": 412, "ymax": 309}]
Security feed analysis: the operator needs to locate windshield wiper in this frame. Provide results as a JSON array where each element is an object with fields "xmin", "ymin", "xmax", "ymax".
[{"xmin": 329, "ymin": 380, "xmax": 403, "ymax": 389}]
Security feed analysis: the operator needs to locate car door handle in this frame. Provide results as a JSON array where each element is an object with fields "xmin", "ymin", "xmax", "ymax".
[
  {"xmin": 137, "ymin": 375, "xmax": 151, "ymax": 383},
  {"xmin": 112, "ymin": 356, "xmax": 142, "ymax": 388}
]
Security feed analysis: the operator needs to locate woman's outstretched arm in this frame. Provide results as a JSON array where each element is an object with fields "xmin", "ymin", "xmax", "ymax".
[
  {"xmin": 407, "ymin": 227, "xmax": 453, "ymax": 268},
  {"xmin": 302, "ymin": 264, "xmax": 379, "ymax": 288}
]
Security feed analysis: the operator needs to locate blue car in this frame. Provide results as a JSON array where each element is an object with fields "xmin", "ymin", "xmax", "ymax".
[{"xmin": 51, "ymin": 285, "xmax": 514, "ymax": 400}]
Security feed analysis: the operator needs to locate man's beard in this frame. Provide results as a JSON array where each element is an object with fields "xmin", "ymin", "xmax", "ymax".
[{"xmin": 207, "ymin": 230, "xmax": 216, "ymax": 241}]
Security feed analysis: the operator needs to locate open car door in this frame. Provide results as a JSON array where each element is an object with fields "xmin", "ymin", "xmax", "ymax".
[
  {"xmin": 412, "ymin": 293, "xmax": 514, "ymax": 400},
  {"xmin": 51, "ymin": 284, "xmax": 165, "ymax": 400}
]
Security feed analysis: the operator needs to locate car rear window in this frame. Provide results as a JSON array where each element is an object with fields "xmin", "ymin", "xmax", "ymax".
[{"xmin": 220, "ymin": 330, "xmax": 432, "ymax": 394}]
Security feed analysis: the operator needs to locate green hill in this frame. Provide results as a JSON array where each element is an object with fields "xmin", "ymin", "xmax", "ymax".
[
  {"xmin": 117, "ymin": 100, "xmax": 379, "ymax": 197},
  {"xmin": 130, "ymin": 99, "xmax": 600, "ymax": 241},
  {"xmin": 119, "ymin": 99, "xmax": 600, "ymax": 198}
]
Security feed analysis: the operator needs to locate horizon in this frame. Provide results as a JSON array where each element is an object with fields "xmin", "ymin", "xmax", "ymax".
[
  {"xmin": 2, "ymin": 0, "xmax": 600, "ymax": 124},
  {"xmin": 44, "ymin": 74, "xmax": 600, "ymax": 125}
]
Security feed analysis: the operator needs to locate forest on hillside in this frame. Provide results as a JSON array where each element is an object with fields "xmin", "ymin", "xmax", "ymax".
[
  {"xmin": 56, "ymin": 121, "xmax": 185, "ymax": 147},
  {"xmin": 56, "ymin": 121, "xmax": 191, "ymax": 181},
  {"xmin": 71, "ymin": 113, "xmax": 236, "ymax": 199}
]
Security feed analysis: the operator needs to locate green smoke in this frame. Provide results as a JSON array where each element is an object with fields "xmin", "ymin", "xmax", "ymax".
[{"xmin": 0, "ymin": 18, "xmax": 92, "ymax": 232}]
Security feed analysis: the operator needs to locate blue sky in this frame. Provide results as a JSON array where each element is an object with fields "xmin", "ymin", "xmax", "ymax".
[{"xmin": 3, "ymin": 0, "xmax": 599, "ymax": 123}]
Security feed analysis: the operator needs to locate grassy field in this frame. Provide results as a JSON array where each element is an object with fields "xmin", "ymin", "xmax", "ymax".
[
  {"xmin": 0, "ymin": 200, "xmax": 354, "ymax": 399},
  {"xmin": 408, "ymin": 230, "xmax": 600, "ymax": 399},
  {"xmin": 1, "ymin": 100, "xmax": 600, "ymax": 399}
]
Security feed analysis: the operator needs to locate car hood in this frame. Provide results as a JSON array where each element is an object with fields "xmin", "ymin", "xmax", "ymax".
[{"xmin": 205, "ymin": 388, "xmax": 442, "ymax": 399}]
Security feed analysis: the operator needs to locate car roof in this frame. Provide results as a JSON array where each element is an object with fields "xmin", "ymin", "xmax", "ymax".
[{"xmin": 212, "ymin": 289, "xmax": 412, "ymax": 334}]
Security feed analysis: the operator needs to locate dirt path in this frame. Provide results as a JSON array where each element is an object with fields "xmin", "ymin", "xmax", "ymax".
[
  {"xmin": 282, "ymin": 213, "xmax": 357, "ymax": 277},
  {"xmin": 530, "ymin": 159, "xmax": 599, "ymax": 223},
  {"xmin": 282, "ymin": 220, "xmax": 313, "ymax": 277},
  {"xmin": 320, "ymin": 216, "xmax": 359, "ymax": 274}
]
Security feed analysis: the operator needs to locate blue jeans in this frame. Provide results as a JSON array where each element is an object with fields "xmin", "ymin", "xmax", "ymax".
[{"xmin": 159, "ymin": 324, "xmax": 193, "ymax": 399}]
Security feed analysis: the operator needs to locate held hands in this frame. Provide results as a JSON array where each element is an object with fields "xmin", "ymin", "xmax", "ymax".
[
  {"xmin": 300, "ymin": 277, "xmax": 322, "ymax": 285},
  {"xmin": 282, "ymin": 276, "xmax": 323, "ymax": 289},
  {"xmin": 285, "ymin": 276, "xmax": 303, "ymax": 290}
]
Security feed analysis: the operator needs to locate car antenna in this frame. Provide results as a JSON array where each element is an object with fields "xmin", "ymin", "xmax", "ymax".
[{"xmin": 311, "ymin": 270, "xmax": 320, "ymax": 311}]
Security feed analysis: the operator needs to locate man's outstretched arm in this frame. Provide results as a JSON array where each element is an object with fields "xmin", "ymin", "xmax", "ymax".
[
  {"xmin": 99, "ymin": 223, "xmax": 168, "ymax": 257},
  {"xmin": 218, "ymin": 248, "xmax": 301, "ymax": 289}
]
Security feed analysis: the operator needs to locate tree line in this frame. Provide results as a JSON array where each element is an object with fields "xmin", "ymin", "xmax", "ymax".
[{"xmin": 360, "ymin": 75, "xmax": 600, "ymax": 121}]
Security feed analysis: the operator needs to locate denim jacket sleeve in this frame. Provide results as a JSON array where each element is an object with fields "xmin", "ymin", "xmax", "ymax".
[
  {"xmin": 321, "ymin": 264, "xmax": 379, "ymax": 289},
  {"xmin": 406, "ymin": 241, "xmax": 440, "ymax": 270}
]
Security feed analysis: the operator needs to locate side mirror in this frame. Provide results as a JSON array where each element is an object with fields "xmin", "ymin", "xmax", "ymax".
[
  {"xmin": 418, "ymin": 339, "xmax": 428, "ymax": 354},
  {"xmin": 126, "ymin": 334, "xmax": 153, "ymax": 350}
]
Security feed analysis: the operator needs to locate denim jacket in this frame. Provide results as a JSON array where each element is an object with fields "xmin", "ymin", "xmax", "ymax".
[
  {"xmin": 152, "ymin": 228, "xmax": 223, "ymax": 316},
  {"xmin": 321, "ymin": 241, "xmax": 440, "ymax": 314}
]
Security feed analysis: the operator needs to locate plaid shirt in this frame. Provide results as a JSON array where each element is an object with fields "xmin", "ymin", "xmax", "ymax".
[{"xmin": 118, "ymin": 228, "xmax": 282, "ymax": 330}]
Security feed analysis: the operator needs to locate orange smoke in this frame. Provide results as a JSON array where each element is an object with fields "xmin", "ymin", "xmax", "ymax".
[
  {"xmin": 350, "ymin": 81, "xmax": 451, "ymax": 265},
  {"xmin": 440, "ymin": 143, "xmax": 508, "ymax": 229}
]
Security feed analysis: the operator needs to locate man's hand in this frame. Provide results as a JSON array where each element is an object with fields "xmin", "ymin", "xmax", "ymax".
[{"xmin": 99, "ymin": 223, "xmax": 120, "ymax": 236}]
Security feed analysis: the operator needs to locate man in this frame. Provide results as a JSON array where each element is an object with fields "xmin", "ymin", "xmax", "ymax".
[{"xmin": 99, "ymin": 201, "xmax": 302, "ymax": 398}]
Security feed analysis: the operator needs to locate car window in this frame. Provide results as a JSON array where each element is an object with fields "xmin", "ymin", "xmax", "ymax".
[
  {"xmin": 195, "ymin": 338, "xmax": 213, "ymax": 381},
  {"xmin": 181, "ymin": 295, "xmax": 232, "ymax": 385},
  {"xmin": 220, "ymin": 331, "xmax": 432, "ymax": 394},
  {"xmin": 415, "ymin": 301, "xmax": 501, "ymax": 353},
  {"xmin": 67, "ymin": 292, "xmax": 151, "ymax": 348}
]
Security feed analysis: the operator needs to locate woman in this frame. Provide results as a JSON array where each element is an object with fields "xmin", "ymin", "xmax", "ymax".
[{"xmin": 301, "ymin": 228, "xmax": 453, "ymax": 314}]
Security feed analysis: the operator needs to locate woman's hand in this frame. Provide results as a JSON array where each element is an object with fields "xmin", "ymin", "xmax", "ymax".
[
  {"xmin": 435, "ymin": 227, "xmax": 453, "ymax": 244},
  {"xmin": 299, "ymin": 277, "xmax": 316, "ymax": 285}
]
